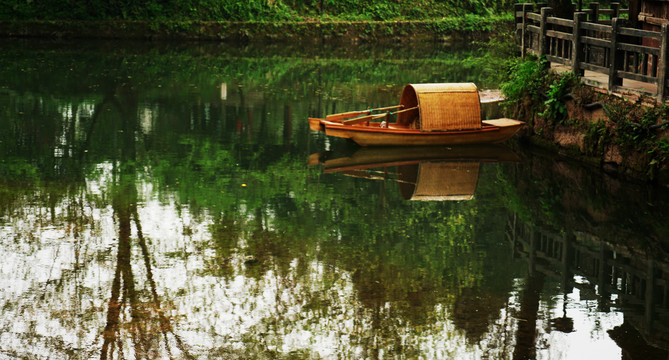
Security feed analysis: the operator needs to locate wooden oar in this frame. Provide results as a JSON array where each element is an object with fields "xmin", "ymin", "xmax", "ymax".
[
  {"xmin": 326, "ymin": 110, "xmax": 370, "ymax": 122},
  {"xmin": 342, "ymin": 113, "xmax": 388, "ymax": 125},
  {"xmin": 325, "ymin": 105, "xmax": 403, "ymax": 122},
  {"xmin": 390, "ymin": 105, "xmax": 418, "ymax": 115},
  {"xmin": 372, "ymin": 104, "xmax": 404, "ymax": 112}
]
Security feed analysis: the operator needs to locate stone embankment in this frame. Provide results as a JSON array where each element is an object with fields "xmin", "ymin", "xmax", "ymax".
[{"xmin": 515, "ymin": 86, "xmax": 669, "ymax": 184}]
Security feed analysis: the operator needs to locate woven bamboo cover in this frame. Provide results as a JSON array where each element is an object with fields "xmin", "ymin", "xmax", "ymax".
[
  {"xmin": 410, "ymin": 162, "xmax": 480, "ymax": 201},
  {"xmin": 397, "ymin": 83, "xmax": 482, "ymax": 131}
]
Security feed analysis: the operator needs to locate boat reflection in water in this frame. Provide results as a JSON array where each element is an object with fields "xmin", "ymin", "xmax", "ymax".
[{"xmin": 309, "ymin": 144, "xmax": 520, "ymax": 201}]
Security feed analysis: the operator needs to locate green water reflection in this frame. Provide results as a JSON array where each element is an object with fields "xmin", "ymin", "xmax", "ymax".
[{"xmin": 1, "ymin": 39, "xmax": 669, "ymax": 359}]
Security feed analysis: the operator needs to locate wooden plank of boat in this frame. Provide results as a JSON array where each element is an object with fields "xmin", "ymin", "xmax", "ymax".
[{"xmin": 320, "ymin": 118, "xmax": 524, "ymax": 146}]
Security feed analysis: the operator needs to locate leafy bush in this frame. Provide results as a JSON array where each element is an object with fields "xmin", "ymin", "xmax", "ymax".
[
  {"xmin": 539, "ymin": 72, "xmax": 578, "ymax": 122},
  {"xmin": 649, "ymin": 139, "xmax": 669, "ymax": 167},
  {"xmin": 500, "ymin": 56, "xmax": 549, "ymax": 120},
  {"xmin": 583, "ymin": 120, "xmax": 610, "ymax": 156},
  {"xmin": 501, "ymin": 57, "xmax": 583, "ymax": 124},
  {"xmin": 442, "ymin": 0, "xmax": 515, "ymax": 16},
  {"xmin": 604, "ymin": 99, "xmax": 669, "ymax": 147},
  {"xmin": 0, "ymin": 0, "xmax": 513, "ymax": 21}
]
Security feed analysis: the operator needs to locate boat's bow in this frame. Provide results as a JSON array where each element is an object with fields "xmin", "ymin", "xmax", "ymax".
[{"xmin": 309, "ymin": 117, "xmax": 326, "ymax": 132}]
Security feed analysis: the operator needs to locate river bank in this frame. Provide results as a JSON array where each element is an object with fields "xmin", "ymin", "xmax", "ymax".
[
  {"xmin": 0, "ymin": 16, "xmax": 511, "ymax": 42},
  {"xmin": 499, "ymin": 55, "xmax": 669, "ymax": 185},
  {"xmin": 506, "ymin": 66, "xmax": 669, "ymax": 185}
]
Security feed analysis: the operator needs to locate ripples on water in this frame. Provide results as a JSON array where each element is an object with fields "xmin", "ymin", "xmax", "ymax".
[{"xmin": 1, "ymin": 39, "xmax": 668, "ymax": 359}]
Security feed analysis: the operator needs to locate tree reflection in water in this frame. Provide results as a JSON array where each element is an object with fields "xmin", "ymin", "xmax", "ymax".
[
  {"xmin": 101, "ymin": 179, "xmax": 192, "ymax": 359},
  {"xmin": 3, "ymin": 39, "xmax": 669, "ymax": 359},
  {"xmin": 91, "ymin": 84, "xmax": 192, "ymax": 359}
]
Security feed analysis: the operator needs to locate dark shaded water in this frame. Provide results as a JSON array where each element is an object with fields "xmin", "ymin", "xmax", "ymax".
[{"xmin": 1, "ymin": 39, "xmax": 669, "ymax": 359}]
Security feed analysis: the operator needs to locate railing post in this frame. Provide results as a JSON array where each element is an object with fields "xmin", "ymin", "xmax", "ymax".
[
  {"xmin": 589, "ymin": 2, "xmax": 600, "ymax": 23},
  {"xmin": 521, "ymin": 3, "xmax": 532, "ymax": 59},
  {"xmin": 608, "ymin": 18, "xmax": 624, "ymax": 92},
  {"xmin": 515, "ymin": 3, "xmax": 523, "ymax": 26},
  {"xmin": 658, "ymin": 23, "xmax": 669, "ymax": 102},
  {"xmin": 572, "ymin": 12, "xmax": 586, "ymax": 76},
  {"xmin": 611, "ymin": 2, "xmax": 620, "ymax": 18},
  {"xmin": 539, "ymin": 7, "xmax": 552, "ymax": 60},
  {"xmin": 515, "ymin": 3, "xmax": 523, "ymax": 54}
]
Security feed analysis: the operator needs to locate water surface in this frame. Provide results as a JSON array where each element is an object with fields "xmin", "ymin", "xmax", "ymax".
[{"xmin": 1, "ymin": 39, "xmax": 668, "ymax": 359}]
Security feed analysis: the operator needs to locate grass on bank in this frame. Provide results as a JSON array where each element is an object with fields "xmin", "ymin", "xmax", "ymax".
[{"xmin": 0, "ymin": 0, "xmax": 515, "ymax": 21}]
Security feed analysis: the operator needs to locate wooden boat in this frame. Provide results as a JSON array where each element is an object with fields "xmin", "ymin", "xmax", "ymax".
[
  {"xmin": 309, "ymin": 83, "xmax": 524, "ymax": 146},
  {"xmin": 309, "ymin": 144, "xmax": 520, "ymax": 201}
]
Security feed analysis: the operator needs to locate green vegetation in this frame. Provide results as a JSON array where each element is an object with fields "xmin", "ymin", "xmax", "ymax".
[
  {"xmin": 538, "ymin": 72, "xmax": 578, "ymax": 122},
  {"xmin": 500, "ymin": 56, "xmax": 550, "ymax": 122},
  {"xmin": 500, "ymin": 56, "xmax": 669, "ymax": 181},
  {"xmin": 603, "ymin": 98, "xmax": 669, "ymax": 146},
  {"xmin": 1, "ymin": 0, "xmax": 515, "ymax": 21},
  {"xmin": 602, "ymin": 98, "xmax": 669, "ymax": 177}
]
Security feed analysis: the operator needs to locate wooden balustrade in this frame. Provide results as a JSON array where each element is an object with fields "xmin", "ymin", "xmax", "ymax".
[{"xmin": 515, "ymin": 3, "xmax": 668, "ymax": 102}]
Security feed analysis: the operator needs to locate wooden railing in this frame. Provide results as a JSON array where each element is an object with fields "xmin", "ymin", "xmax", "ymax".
[
  {"xmin": 515, "ymin": 2, "xmax": 669, "ymax": 102},
  {"xmin": 506, "ymin": 215, "xmax": 669, "ymax": 342}
]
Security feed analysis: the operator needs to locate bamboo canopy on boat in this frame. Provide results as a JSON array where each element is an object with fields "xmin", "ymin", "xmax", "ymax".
[
  {"xmin": 398, "ymin": 161, "xmax": 480, "ymax": 201},
  {"xmin": 397, "ymin": 83, "xmax": 482, "ymax": 131}
]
